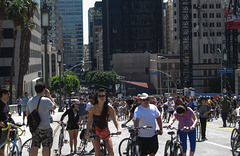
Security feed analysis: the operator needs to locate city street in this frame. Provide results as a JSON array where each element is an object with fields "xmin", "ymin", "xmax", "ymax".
[{"xmin": 27, "ymin": 111, "xmax": 233, "ymax": 156}]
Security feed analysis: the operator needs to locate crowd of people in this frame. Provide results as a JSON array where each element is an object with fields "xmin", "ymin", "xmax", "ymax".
[{"xmin": 0, "ymin": 82, "xmax": 239, "ymax": 156}]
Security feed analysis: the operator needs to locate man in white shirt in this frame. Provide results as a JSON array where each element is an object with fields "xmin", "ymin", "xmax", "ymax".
[{"xmin": 133, "ymin": 93, "xmax": 163, "ymax": 156}]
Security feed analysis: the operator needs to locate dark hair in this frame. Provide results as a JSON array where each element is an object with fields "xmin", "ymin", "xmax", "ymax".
[
  {"xmin": 24, "ymin": 92, "xmax": 28, "ymax": 95},
  {"xmin": 35, "ymin": 82, "xmax": 45, "ymax": 93},
  {"xmin": 93, "ymin": 88, "xmax": 108, "ymax": 117},
  {"xmin": 0, "ymin": 88, "xmax": 9, "ymax": 98},
  {"xmin": 176, "ymin": 104, "xmax": 188, "ymax": 114},
  {"xmin": 89, "ymin": 94, "xmax": 94, "ymax": 99}
]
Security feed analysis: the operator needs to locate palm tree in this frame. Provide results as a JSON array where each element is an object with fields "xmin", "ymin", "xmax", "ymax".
[
  {"xmin": 17, "ymin": 0, "xmax": 38, "ymax": 97},
  {"xmin": 7, "ymin": 0, "xmax": 24, "ymax": 104}
]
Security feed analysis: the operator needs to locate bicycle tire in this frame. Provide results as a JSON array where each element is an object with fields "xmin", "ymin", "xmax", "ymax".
[
  {"xmin": 174, "ymin": 143, "xmax": 183, "ymax": 156},
  {"xmin": 58, "ymin": 134, "xmax": 64, "ymax": 155},
  {"xmin": 232, "ymin": 134, "xmax": 240, "ymax": 156},
  {"xmin": 164, "ymin": 140, "xmax": 172, "ymax": 156},
  {"xmin": 100, "ymin": 142, "xmax": 106, "ymax": 156},
  {"xmin": 231, "ymin": 128, "xmax": 239, "ymax": 148},
  {"xmin": 119, "ymin": 138, "xmax": 132, "ymax": 156},
  {"xmin": 196, "ymin": 123, "xmax": 201, "ymax": 141},
  {"xmin": 20, "ymin": 138, "xmax": 32, "ymax": 156},
  {"xmin": 15, "ymin": 137, "xmax": 22, "ymax": 153},
  {"xmin": 4, "ymin": 140, "xmax": 19, "ymax": 156},
  {"xmin": 78, "ymin": 139, "xmax": 88, "ymax": 155}
]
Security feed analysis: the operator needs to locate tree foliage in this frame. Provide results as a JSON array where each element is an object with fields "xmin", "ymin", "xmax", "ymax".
[
  {"xmin": 83, "ymin": 71, "xmax": 119, "ymax": 91},
  {"xmin": 50, "ymin": 72, "xmax": 80, "ymax": 97}
]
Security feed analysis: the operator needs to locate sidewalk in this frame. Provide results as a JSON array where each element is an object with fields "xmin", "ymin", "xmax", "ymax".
[{"xmin": 11, "ymin": 107, "xmax": 65, "ymax": 155}]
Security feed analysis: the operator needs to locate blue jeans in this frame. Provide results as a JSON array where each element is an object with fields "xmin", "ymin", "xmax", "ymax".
[
  {"xmin": 179, "ymin": 128, "xmax": 196, "ymax": 153},
  {"xmin": 18, "ymin": 105, "xmax": 21, "ymax": 115}
]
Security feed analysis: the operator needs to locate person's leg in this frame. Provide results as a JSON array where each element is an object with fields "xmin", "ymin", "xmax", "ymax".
[
  {"xmin": 23, "ymin": 111, "xmax": 26, "ymax": 125},
  {"xmin": 201, "ymin": 118, "xmax": 207, "ymax": 139},
  {"xmin": 149, "ymin": 135, "xmax": 159, "ymax": 156},
  {"xmin": 92, "ymin": 139, "xmax": 101, "ymax": 156},
  {"xmin": 68, "ymin": 130, "xmax": 74, "ymax": 152},
  {"xmin": 42, "ymin": 147, "xmax": 50, "ymax": 156},
  {"xmin": 188, "ymin": 128, "xmax": 196, "ymax": 156},
  {"xmin": 221, "ymin": 112, "xmax": 227, "ymax": 127},
  {"xmin": 31, "ymin": 146, "xmax": 39, "ymax": 155},
  {"xmin": 200, "ymin": 117, "xmax": 205, "ymax": 140},
  {"xmin": 104, "ymin": 137, "xmax": 114, "ymax": 156},
  {"xmin": 73, "ymin": 130, "xmax": 79, "ymax": 152},
  {"xmin": 179, "ymin": 131, "xmax": 187, "ymax": 154}
]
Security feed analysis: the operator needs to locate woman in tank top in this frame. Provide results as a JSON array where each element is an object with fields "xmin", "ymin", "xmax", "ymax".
[{"xmin": 85, "ymin": 88, "xmax": 121, "ymax": 156}]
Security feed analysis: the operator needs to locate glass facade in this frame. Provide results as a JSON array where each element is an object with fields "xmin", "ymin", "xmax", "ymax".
[{"xmin": 58, "ymin": 0, "xmax": 83, "ymax": 75}]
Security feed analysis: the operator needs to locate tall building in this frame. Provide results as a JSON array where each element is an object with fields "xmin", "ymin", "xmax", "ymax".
[
  {"xmin": 173, "ymin": 0, "xmax": 227, "ymax": 92},
  {"xmin": 0, "ymin": 9, "xmax": 42, "ymax": 97},
  {"xmin": 102, "ymin": 0, "xmax": 164, "ymax": 70},
  {"xmin": 88, "ymin": 2, "xmax": 103, "ymax": 71},
  {"xmin": 58, "ymin": 0, "xmax": 83, "ymax": 75}
]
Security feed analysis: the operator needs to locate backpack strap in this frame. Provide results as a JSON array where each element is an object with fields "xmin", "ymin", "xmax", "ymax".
[{"xmin": 36, "ymin": 96, "xmax": 42, "ymax": 111}]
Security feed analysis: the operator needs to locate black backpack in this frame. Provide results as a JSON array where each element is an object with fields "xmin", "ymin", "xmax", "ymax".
[{"xmin": 27, "ymin": 96, "xmax": 42, "ymax": 133}]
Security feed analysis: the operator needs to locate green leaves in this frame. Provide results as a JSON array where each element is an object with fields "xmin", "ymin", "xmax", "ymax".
[{"xmin": 83, "ymin": 70, "xmax": 119, "ymax": 91}]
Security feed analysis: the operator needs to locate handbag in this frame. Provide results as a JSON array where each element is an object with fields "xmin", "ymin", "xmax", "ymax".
[{"xmin": 27, "ymin": 96, "xmax": 42, "ymax": 133}]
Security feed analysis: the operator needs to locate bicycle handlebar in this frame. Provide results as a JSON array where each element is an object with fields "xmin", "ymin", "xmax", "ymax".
[
  {"xmin": 1, "ymin": 122, "xmax": 24, "ymax": 137},
  {"xmin": 163, "ymin": 126, "xmax": 190, "ymax": 131},
  {"xmin": 53, "ymin": 121, "xmax": 67, "ymax": 127},
  {"xmin": 122, "ymin": 124, "xmax": 152, "ymax": 130}
]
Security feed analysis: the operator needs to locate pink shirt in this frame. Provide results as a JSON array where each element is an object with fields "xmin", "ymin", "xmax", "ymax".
[{"xmin": 173, "ymin": 107, "xmax": 194, "ymax": 132}]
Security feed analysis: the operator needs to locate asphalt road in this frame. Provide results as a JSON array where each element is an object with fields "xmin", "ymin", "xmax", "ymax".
[{"xmin": 50, "ymin": 114, "xmax": 233, "ymax": 156}]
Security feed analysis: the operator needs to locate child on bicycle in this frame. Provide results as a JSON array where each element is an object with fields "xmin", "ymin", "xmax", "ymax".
[{"xmin": 167, "ymin": 104, "xmax": 198, "ymax": 156}]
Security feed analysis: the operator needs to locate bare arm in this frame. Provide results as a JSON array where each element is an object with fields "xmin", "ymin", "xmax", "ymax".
[
  {"xmin": 167, "ymin": 115, "xmax": 176, "ymax": 127},
  {"xmin": 109, "ymin": 105, "xmax": 121, "ymax": 134},
  {"xmin": 45, "ymin": 88, "xmax": 57, "ymax": 110},
  {"xmin": 156, "ymin": 116, "xmax": 163, "ymax": 135},
  {"xmin": 191, "ymin": 113, "xmax": 198, "ymax": 130},
  {"xmin": 85, "ymin": 107, "xmax": 94, "ymax": 139}
]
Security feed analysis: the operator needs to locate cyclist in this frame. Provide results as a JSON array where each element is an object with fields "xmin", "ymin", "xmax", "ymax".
[
  {"xmin": 60, "ymin": 102, "xmax": 79, "ymax": 153},
  {"xmin": 133, "ymin": 93, "xmax": 163, "ymax": 156},
  {"xmin": 164, "ymin": 97, "xmax": 175, "ymax": 122},
  {"xmin": 167, "ymin": 104, "xmax": 198, "ymax": 156},
  {"xmin": 0, "ymin": 88, "xmax": 12, "ymax": 156},
  {"xmin": 85, "ymin": 88, "xmax": 121, "ymax": 156}
]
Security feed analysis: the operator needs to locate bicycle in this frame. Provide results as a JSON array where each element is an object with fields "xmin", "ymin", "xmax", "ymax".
[
  {"xmin": 196, "ymin": 121, "xmax": 201, "ymax": 142},
  {"xmin": 163, "ymin": 126, "xmax": 190, "ymax": 156},
  {"xmin": 231, "ymin": 120, "xmax": 240, "ymax": 150},
  {"xmin": 0, "ymin": 122, "xmax": 24, "ymax": 156},
  {"xmin": 232, "ymin": 125, "xmax": 240, "ymax": 156},
  {"xmin": 162, "ymin": 108, "xmax": 168, "ymax": 123},
  {"xmin": 90, "ymin": 133, "xmax": 118, "ymax": 156},
  {"xmin": 54, "ymin": 121, "xmax": 67, "ymax": 155},
  {"xmin": 118, "ymin": 125, "xmax": 152, "ymax": 156}
]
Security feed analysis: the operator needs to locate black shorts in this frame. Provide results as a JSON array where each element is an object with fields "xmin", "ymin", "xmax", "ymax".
[
  {"xmin": 138, "ymin": 135, "xmax": 158, "ymax": 155},
  {"xmin": 67, "ymin": 124, "xmax": 79, "ymax": 130}
]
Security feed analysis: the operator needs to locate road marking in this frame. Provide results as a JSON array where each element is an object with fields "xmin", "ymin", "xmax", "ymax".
[
  {"xmin": 207, "ymin": 124, "xmax": 233, "ymax": 131},
  {"xmin": 205, "ymin": 141, "xmax": 232, "ymax": 150}
]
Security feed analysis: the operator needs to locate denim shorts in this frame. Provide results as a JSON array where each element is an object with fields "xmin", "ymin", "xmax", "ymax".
[{"xmin": 32, "ymin": 128, "xmax": 53, "ymax": 148}]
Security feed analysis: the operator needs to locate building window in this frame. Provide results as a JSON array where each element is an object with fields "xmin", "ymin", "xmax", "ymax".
[
  {"xmin": 209, "ymin": 4, "xmax": 214, "ymax": 9},
  {"xmin": 216, "ymin": 13, "xmax": 221, "ymax": 18},
  {"xmin": 174, "ymin": 3, "xmax": 176, "ymax": 7},
  {"xmin": 216, "ymin": 22, "xmax": 221, "ymax": 27},
  {"xmin": 193, "ymin": 13, "xmax": 197, "ymax": 18},
  {"xmin": 209, "ymin": 23, "xmax": 215, "ymax": 27},
  {"xmin": 209, "ymin": 13, "xmax": 214, "ymax": 18},
  {"xmin": 194, "ymin": 32, "xmax": 197, "ymax": 37},
  {"xmin": 203, "ymin": 13, "xmax": 208, "ymax": 18},
  {"xmin": 2, "ymin": 28, "xmax": 13, "ymax": 39},
  {"xmin": 0, "ymin": 47, "xmax": 14, "ymax": 57},
  {"xmin": 216, "ymin": 4, "xmax": 221, "ymax": 9}
]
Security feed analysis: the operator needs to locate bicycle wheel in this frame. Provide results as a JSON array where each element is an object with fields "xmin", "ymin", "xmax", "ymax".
[
  {"xmin": 58, "ymin": 133, "xmax": 64, "ymax": 155},
  {"xmin": 78, "ymin": 139, "xmax": 88, "ymax": 155},
  {"xmin": 174, "ymin": 143, "xmax": 183, "ymax": 156},
  {"xmin": 164, "ymin": 140, "xmax": 172, "ymax": 156},
  {"xmin": 20, "ymin": 138, "xmax": 32, "ymax": 156},
  {"xmin": 231, "ymin": 129, "xmax": 239, "ymax": 148},
  {"xmin": 4, "ymin": 140, "xmax": 19, "ymax": 156},
  {"xmin": 232, "ymin": 136, "xmax": 240, "ymax": 156},
  {"xmin": 100, "ymin": 142, "xmax": 106, "ymax": 156},
  {"xmin": 196, "ymin": 123, "xmax": 201, "ymax": 141},
  {"xmin": 119, "ymin": 138, "xmax": 132, "ymax": 156},
  {"xmin": 15, "ymin": 137, "xmax": 22, "ymax": 153}
]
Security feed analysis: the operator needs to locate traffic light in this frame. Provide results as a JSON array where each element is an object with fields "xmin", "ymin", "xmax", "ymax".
[{"xmin": 145, "ymin": 67, "xmax": 149, "ymax": 75}]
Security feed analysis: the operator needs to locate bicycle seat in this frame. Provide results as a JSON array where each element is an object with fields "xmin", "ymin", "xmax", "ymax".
[{"xmin": 168, "ymin": 131, "xmax": 175, "ymax": 135}]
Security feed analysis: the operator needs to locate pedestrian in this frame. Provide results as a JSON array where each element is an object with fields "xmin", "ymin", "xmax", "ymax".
[
  {"xmin": 164, "ymin": 97, "xmax": 175, "ymax": 122},
  {"xmin": 16, "ymin": 96, "xmax": 23, "ymax": 116},
  {"xmin": 167, "ymin": 104, "xmax": 198, "ymax": 156},
  {"xmin": 133, "ymin": 93, "xmax": 163, "ymax": 156},
  {"xmin": 85, "ymin": 88, "xmax": 121, "ymax": 156},
  {"xmin": 22, "ymin": 92, "xmax": 29, "ymax": 125},
  {"xmin": 60, "ymin": 102, "xmax": 79, "ymax": 153},
  {"xmin": 78, "ymin": 97, "xmax": 87, "ymax": 125},
  {"xmin": 0, "ymin": 88, "xmax": 13, "ymax": 156},
  {"xmin": 26, "ymin": 82, "xmax": 57, "ymax": 156},
  {"xmin": 220, "ymin": 95, "xmax": 231, "ymax": 127},
  {"xmin": 195, "ymin": 97, "xmax": 210, "ymax": 141}
]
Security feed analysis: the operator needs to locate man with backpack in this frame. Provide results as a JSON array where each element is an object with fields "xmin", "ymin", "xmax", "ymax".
[{"xmin": 26, "ymin": 82, "xmax": 56, "ymax": 156}]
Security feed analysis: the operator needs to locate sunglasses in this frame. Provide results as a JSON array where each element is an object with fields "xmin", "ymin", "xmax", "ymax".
[
  {"xmin": 97, "ymin": 95, "xmax": 106, "ymax": 98},
  {"xmin": 141, "ymin": 98, "xmax": 148, "ymax": 101}
]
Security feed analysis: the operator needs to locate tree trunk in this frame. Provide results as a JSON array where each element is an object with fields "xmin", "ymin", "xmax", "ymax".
[
  {"xmin": 9, "ymin": 29, "xmax": 17, "ymax": 104},
  {"xmin": 17, "ymin": 28, "xmax": 31, "ymax": 97}
]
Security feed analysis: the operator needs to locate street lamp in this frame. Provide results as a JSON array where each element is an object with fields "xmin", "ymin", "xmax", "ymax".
[
  {"xmin": 41, "ymin": 2, "xmax": 50, "ymax": 87},
  {"xmin": 57, "ymin": 50, "xmax": 63, "ymax": 112},
  {"xmin": 158, "ymin": 56, "xmax": 169, "ymax": 95},
  {"xmin": 217, "ymin": 48, "xmax": 227, "ymax": 95}
]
